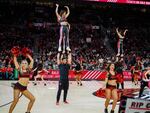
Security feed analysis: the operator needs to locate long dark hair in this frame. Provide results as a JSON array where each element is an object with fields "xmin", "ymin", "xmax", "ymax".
[{"xmin": 106, "ymin": 63, "xmax": 115, "ymax": 71}]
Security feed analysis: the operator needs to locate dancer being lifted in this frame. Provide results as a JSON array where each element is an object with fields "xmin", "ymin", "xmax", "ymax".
[
  {"xmin": 116, "ymin": 28, "xmax": 128, "ymax": 57},
  {"xmin": 55, "ymin": 4, "xmax": 71, "ymax": 53}
]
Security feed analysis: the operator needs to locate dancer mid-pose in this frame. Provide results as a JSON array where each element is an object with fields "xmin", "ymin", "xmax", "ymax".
[
  {"xmin": 139, "ymin": 68, "xmax": 150, "ymax": 98},
  {"xmin": 56, "ymin": 52, "xmax": 72, "ymax": 105},
  {"xmin": 9, "ymin": 54, "xmax": 35, "ymax": 113},
  {"xmin": 32, "ymin": 63, "xmax": 49, "ymax": 86},
  {"xmin": 116, "ymin": 28, "xmax": 128, "ymax": 57},
  {"xmin": 130, "ymin": 66, "xmax": 139, "ymax": 85},
  {"xmin": 55, "ymin": 4, "xmax": 71, "ymax": 52},
  {"xmin": 74, "ymin": 61, "xmax": 83, "ymax": 86},
  {"xmin": 104, "ymin": 63, "xmax": 118, "ymax": 113},
  {"xmin": 116, "ymin": 61, "xmax": 124, "ymax": 89}
]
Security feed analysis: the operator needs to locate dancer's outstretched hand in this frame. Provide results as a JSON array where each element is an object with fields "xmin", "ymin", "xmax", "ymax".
[{"xmin": 56, "ymin": 4, "xmax": 59, "ymax": 7}]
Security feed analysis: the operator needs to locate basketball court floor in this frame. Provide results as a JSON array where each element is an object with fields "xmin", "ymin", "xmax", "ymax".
[{"xmin": 0, "ymin": 81, "xmax": 140, "ymax": 113}]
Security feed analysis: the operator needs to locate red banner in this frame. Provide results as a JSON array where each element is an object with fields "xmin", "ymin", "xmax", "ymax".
[
  {"xmin": 42, "ymin": 70, "xmax": 141, "ymax": 80},
  {"xmin": 87, "ymin": 0, "xmax": 150, "ymax": 5}
]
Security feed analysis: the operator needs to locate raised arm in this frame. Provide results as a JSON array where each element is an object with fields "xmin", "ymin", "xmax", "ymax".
[
  {"xmin": 26, "ymin": 54, "xmax": 34, "ymax": 69},
  {"xmin": 123, "ymin": 29, "xmax": 128, "ymax": 36},
  {"xmin": 64, "ymin": 6, "xmax": 70, "ymax": 18},
  {"xmin": 67, "ymin": 52, "xmax": 72, "ymax": 65},
  {"xmin": 116, "ymin": 28, "xmax": 124, "ymax": 39},
  {"xmin": 55, "ymin": 4, "xmax": 60, "ymax": 20},
  {"xmin": 13, "ymin": 56, "xmax": 19, "ymax": 69}
]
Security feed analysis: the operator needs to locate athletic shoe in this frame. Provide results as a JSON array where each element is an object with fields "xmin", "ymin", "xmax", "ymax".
[
  {"xmin": 64, "ymin": 101, "xmax": 69, "ymax": 104},
  {"xmin": 110, "ymin": 110, "xmax": 114, "ymax": 113},
  {"xmin": 121, "ymin": 54, "xmax": 124, "ymax": 57},
  {"xmin": 104, "ymin": 108, "xmax": 108, "ymax": 113},
  {"xmin": 116, "ymin": 53, "xmax": 120, "ymax": 56},
  {"xmin": 58, "ymin": 47, "xmax": 61, "ymax": 52},
  {"xmin": 66, "ymin": 47, "xmax": 71, "ymax": 51}
]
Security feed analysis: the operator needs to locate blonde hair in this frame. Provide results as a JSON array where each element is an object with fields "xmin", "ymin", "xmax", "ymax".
[{"xmin": 20, "ymin": 60, "xmax": 29, "ymax": 74}]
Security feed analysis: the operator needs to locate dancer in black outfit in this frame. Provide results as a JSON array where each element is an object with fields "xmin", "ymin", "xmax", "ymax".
[
  {"xmin": 139, "ymin": 68, "xmax": 150, "ymax": 98},
  {"xmin": 74, "ymin": 61, "xmax": 83, "ymax": 86},
  {"xmin": 56, "ymin": 51, "xmax": 72, "ymax": 105}
]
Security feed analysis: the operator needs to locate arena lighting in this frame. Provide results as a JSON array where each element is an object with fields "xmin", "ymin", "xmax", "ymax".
[{"xmin": 85, "ymin": 0, "xmax": 150, "ymax": 5}]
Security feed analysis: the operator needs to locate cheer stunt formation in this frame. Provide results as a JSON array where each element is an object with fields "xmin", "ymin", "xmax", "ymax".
[{"xmin": 6, "ymin": 4, "xmax": 150, "ymax": 113}]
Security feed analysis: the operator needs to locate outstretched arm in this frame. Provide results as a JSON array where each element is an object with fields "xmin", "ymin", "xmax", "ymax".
[
  {"xmin": 27, "ymin": 54, "xmax": 34, "ymax": 69},
  {"xmin": 64, "ymin": 6, "xmax": 70, "ymax": 18},
  {"xmin": 13, "ymin": 56, "xmax": 19, "ymax": 69},
  {"xmin": 55, "ymin": 4, "xmax": 60, "ymax": 20},
  {"xmin": 67, "ymin": 52, "xmax": 72, "ymax": 65}
]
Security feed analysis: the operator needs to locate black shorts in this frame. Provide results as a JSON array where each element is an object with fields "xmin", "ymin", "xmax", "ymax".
[
  {"xmin": 14, "ymin": 82, "xmax": 27, "ymax": 92},
  {"xmin": 106, "ymin": 84, "xmax": 117, "ymax": 91},
  {"xmin": 58, "ymin": 80, "xmax": 69, "ymax": 90}
]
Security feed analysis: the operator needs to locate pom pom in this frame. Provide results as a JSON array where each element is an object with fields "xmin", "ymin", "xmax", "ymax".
[
  {"xmin": 116, "ymin": 74, "xmax": 123, "ymax": 83},
  {"xmin": 21, "ymin": 47, "xmax": 32, "ymax": 57},
  {"xmin": 11, "ymin": 46, "xmax": 20, "ymax": 56}
]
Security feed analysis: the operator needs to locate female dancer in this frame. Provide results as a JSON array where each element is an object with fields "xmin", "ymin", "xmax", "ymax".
[
  {"xmin": 74, "ymin": 61, "xmax": 83, "ymax": 86},
  {"xmin": 139, "ymin": 67, "xmax": 150, "ymax": 97},
  {"xmin": 55, "ymin": 4, "xmax": 71, "ymax": 52},
  {"xmin": 9, "ymin": 54, "xmax": 35, "ymax": 113},
  {"xmin": 115, "ymin": 60, "xmax": 124, "ymax": 89},
  {"xmin": 32, "ymin": 63, "xmax": 49, "ymax": 86},
  {"xmin": 130, "ymin": 66, "xmax": 139, "ymax": 85},
  {"xmin": 104, "ymin": 63, "xmax": 118, "ymax": 113},
  {"xmin": 116, "ymin": 28, "xmax": 128, "ymax": 57}
]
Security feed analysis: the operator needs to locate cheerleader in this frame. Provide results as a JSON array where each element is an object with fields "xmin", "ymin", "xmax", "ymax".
[
  {"xmin": 130, "ymin": 66, "xmax": 139, "ymax": 85},
  {"xmin": 55, "ymin": 4, "xmax": 71, "ymax": 53},
  {"xmin": 116, "ymin": 28, "xmax": 128, "ymax": 57},
  {"xmin": 139, "ymin": 67, "xmax": 150, "ymax": 97},
  {"xmin": 9, "ymin": 53, "xmax": 35, "ymax": 113},
  {"xmin": 116, "ymin": 61, "xmax": 124, "ymax": 89},
  {"xmin": 74, "ymin": 61, "xmax": 83, "ymax": 86},
  {"xmin": 104, "ymin": 63, "xmax": 118, "ymax": 113},
  {"xmin": 32, "ymin": 63, "xmax": 49, "ymax": 86}
]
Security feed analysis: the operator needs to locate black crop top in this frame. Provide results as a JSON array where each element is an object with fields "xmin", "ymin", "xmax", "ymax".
[{"xmin": 107, "ymin": 72, "xmax": 117, "ymax": 80}]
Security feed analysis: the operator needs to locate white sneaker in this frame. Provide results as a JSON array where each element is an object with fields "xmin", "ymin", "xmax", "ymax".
[
  {"xmin": 66, "ymin": 47, "xmax": 71, "ymax": 51},
  {"xmin": 58, "ymin": 47, "xmax": 61, "ymax": 52},
  {"xmin": 116, "ymin": 53, "xmax": 120, "ymax": 56}
]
